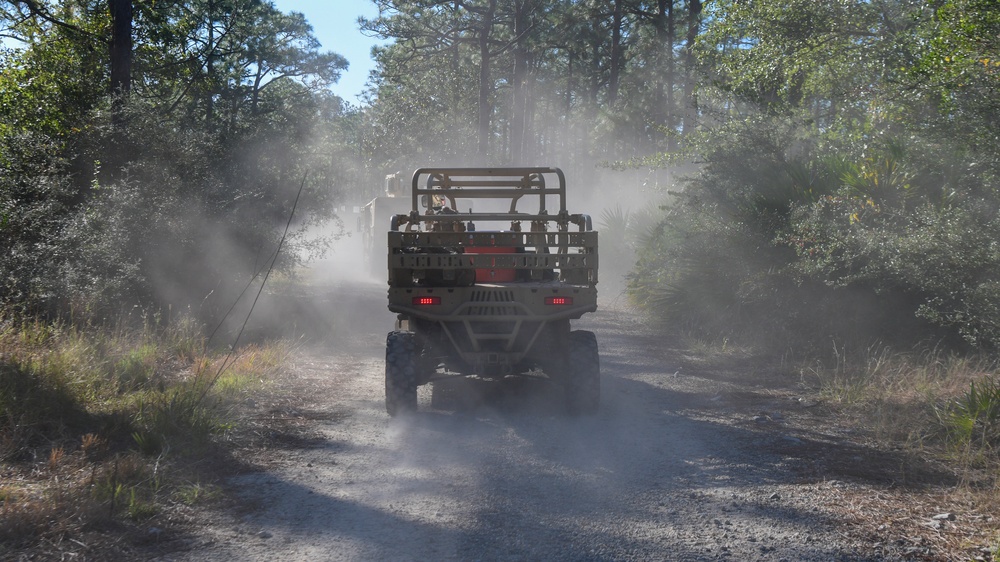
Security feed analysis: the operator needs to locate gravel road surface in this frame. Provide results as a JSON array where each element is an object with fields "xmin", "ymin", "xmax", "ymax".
[{"xmin": 153, "ymin": 278, "xmax": 969, "ymax": 562}]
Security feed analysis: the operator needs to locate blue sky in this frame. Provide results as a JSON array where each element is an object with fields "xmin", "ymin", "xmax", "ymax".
[{"xmin": 271, "ymin": 0, "xmax": 386, "ymax": 104}]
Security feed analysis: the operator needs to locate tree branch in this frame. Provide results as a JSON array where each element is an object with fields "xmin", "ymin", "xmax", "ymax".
[{"xmin": 11, "ymin": 0, "xmax": 96, "ymax": 38}]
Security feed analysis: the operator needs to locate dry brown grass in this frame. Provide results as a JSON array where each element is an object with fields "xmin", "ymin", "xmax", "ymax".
[
  {"xmin": 794, "ymin": 344, "xmax": 1000, "ymax": 560},
  {"xmin": 802, "ymin": 345, "xmax": 997, "ymax": 451},
  {"xmin": 0, "ymin": 447, "xmax": 109, "ymax": 549},
  {"xmin": 828, "ymin": 485, "xmax": 1000, "ymax": 561},
  {"xmin": 0, "ymin": 313, "xmax": 289, "ymax": 557}
]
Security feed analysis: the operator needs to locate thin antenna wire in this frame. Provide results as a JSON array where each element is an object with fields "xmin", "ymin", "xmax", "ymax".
[
  {"xmin": 199, "ymin": 174, "xmax": 308, "ymax": 400},
  {"xmin": 205, "ymin": 264, "xmax": 264, "ymax": 347}
]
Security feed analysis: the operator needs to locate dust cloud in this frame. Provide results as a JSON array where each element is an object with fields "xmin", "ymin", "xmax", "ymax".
[
  {"xmin": 222, "ymin": 213, "xmax": 392, "ymax": 349},
  {"xmin": 216, "ymin": 161, "xmax": 661, "ymax": 353},
  {"xmin": 202, "ymin": 294, "xmax": 861, "ymax": 562}
]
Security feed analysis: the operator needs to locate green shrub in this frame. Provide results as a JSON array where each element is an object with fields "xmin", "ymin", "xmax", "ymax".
[
  {"xmin": 598, "ymin": 204, "xmax": 661, "ymax": 297},
  {"xmin": 788, "ymin": 189, "xmax": 1000, "ymax": 350},
  {"xmin": 631, "ymin": 117, "xmax": 1000, "ymax": 354},
  {"xmin": 0, "ymin": 359, "xmax": 86, "ymax": 460},
  {"xmin": 0, "ymin": 134, "xmax": 80, "ymax": 317},
  {"xmin": 936, "ymin": 376, "xmax": 1000, "ymax": 450},
  {"xmin": 131, "ymin": 384, "xmax": 223, "ymax": 456}
]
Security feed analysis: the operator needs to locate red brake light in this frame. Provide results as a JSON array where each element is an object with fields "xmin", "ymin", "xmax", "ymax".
[
  {"xmin": 413, "ymin": 296, "xmax": 441, "ymax": 306},
  {"xmin": 545, "ymin": 296, "xmax": 573, "ymax": 305}
]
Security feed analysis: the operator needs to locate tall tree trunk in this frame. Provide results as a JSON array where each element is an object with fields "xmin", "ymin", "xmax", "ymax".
[
  {"xmin": 608, "ymin": 0, "xmax": 623, "ymax": 108},
  {"xmin": 565, "ymin": 50, "xmax": 574, "ymax": 117},
  {"xmin": 109, "ymin": 0, "xmax": 132, "ymax": 126},
  {"xmin": 585, "ymin": 37, "xmax": 601, "ymax": 159},
  {"xmin": 510, "ymin": 0, "xmax": 531, "ymax": 165},
  {"xmin": 657, "ymin": 0, "xmax": 677, "ymax": 151},
  {"xmin": 524, "ymin": 62, "xmax": 536, "ymax": 160},
  {"xmin": 564, "ymin": 49, "xmax": 574, "ymax": 159},
  {"xmin": 206, "ymin": 0, "xmax": 216, "ymax": 125},
  {"xmin": 681, "ymin": 0, "xmax": 702, "ymax": 138},
  {"xmin": 476, "ymin": 0, "xmax": 497, "ymax": 161},
  {"xmin": 107, "ymin": 0, "xmax": 132, "ymax": 176}
]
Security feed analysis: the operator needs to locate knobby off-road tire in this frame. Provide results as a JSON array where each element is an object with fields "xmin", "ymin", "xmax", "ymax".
[
  {"xmin": 565, "ymin": 330, "xmax": 600, "ymax": 415},
  {"xmin": 385, "ymin": 331, "xmax": 418, "ymax": 416}
]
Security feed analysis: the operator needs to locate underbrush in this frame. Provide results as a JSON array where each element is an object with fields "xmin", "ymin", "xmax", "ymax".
[
  {"xmin": 801, "ymin": 343, "xmax": 1000, "ymax": 488},
  {"xmin": 0, "ymin": 313, "xmax": 287, "ymax": 554}
]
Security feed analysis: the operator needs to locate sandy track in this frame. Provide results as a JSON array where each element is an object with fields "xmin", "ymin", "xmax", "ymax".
[{"xmin": 156, "ymin": 280, "xmax": 945, "ymax": 562}]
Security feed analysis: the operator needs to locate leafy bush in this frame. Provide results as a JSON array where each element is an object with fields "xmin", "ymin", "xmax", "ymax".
[
  {"xmin": 58, "ymin": 98, "xmax": 338, "ymax": 323},
  {"xmin": 788, "ymin": 194, "xmax": 1000, "ymax": 350},
  {"xmin": 0, "ymin": 134, "xmax": 80, "ymax": 316},
  {"xmin": 630, "ymin": 118, "xmax": 831, "ymax": 346},
  {"xmin": 598, "ymin": 204, "xmax": 661, "ymax": 297},
  {"xmin": 936, "ymin": 376, "xmax": 1000, "ymax": 451},
  {"xmin": 1, "ymin": 3, "xmax": 353, "ymax": 325},
  {"xmin": 630, "ymin": 116, "xmax": 1000, "ymax": 354}
]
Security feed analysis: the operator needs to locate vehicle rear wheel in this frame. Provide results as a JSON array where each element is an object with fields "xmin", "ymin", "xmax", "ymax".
[
  {"xmin": 385, "ymin": 331, "xmax": 418, "ymax": 416},
  {"xmin": 565, "ymin": 330, "xmax": 600, "ymax": 415}
]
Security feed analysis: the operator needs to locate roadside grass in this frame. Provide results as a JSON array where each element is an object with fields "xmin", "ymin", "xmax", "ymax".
[
  {"xmin": 0, "ymin": 312, "xmax": 288, "ymax": 553},
  {"xmin": 680, "ymin": 331, "xmax": 1000, "ymax": 559},
  {"xmin": 800, "ymin": 342, "xmax": 1000, "ymax": 486}
]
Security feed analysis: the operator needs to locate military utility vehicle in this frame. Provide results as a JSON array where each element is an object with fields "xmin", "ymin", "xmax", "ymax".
[
  {"xmin": 359, "ymin": 172, "xmax": 410, "ymax": 276},
  {"xmin": 384, "ymin": 167, "xmax": 599, "ymax": 416}
]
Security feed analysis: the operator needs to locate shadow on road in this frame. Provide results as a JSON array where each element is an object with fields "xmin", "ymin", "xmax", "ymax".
[{"xmin": 188, "ymin": 280, "xmax": 944, "ymax": 561}]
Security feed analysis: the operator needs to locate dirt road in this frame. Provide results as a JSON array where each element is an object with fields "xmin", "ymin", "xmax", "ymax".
[{"xmin": 157, "ymin": 278, "xmax": 970, "ymax": 562}]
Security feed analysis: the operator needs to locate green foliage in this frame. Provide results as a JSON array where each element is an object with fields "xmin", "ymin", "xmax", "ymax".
[
  {"xmin": 0, "ymin": 359, "xmax": 84, "ymax": 460},
  {"xmin": 0, "ymin": 2, "xmax": 105, "ymax": 138},
  {"xmin": 361, "ymin": 0, "xmax": 706, "ymax": 167},
  {"xmin": 0, "ymin": 133, "xmax": 80, "ymax": 315},
  {"xmin": 698, "ymin": 0, "xmax": 906, "ymax": 116},
  {"xmin": 597, "ymin": 203, "xmax": 661, "ymax": 295},
  {"xmin": 912, "ymin": 0, "xmax": 1000, "ymax": 162},
  {"xmin": 788, "ymin": 190, "xmax": 1000, "ymax": 349},
  {"xmin": 132, "ymin": 384, "xmax": 222, "ymax": 455},
  {"xmin": 173, "ymin": 482, "xmax": 222, "ymax": 506},
  {"xmin": 360, "ymin": 40, "xmax": 480, "ymax": 169},
  {"xmin": 0, "ymin": 310, "xmax": 260, "ymax": 457},
  {"xmin": 936, "ymin": 376, "xmax": 1000, "ymax": 451},
  {"xmin": 0, "ymin": 0, "xmax": 355, "ymax": 321},
  {"xmin": 634, "ymin": 118, "xmax": 1000, "ymax": 352},
  {"xmin": 631, "ymin": 118, "xmax": 832, "ymax": 343},
  {"xmin": 629, "ymin": 0, "xmax": 1000, "ymax": 355}
]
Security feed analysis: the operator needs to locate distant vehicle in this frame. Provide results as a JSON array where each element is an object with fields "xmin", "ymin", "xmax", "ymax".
[
  {"xmin": 383, "ymin": 167, "xmax": 600, "ymax": 416},
  {"xmin": 358, "ymin": 172, "xmax": 411, "ymax": 277}
]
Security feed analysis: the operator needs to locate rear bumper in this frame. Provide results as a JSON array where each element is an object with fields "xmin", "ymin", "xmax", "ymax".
[
  {"xmin": 388, "ymin": 282, "xmax": 597, "ymax": 374},
  {"xmin": 388, "ymin": 282, "xmax": 597, "ymax": 322}
]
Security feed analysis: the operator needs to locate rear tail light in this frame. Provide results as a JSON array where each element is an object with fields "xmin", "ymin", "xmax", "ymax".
[
  {"xmin": 545, "ymin": 296, "xmax": 573, "ymax": 305},
  {"xmin": 412, "ymin": 296, "xmax": 441, "ymax": 305}
]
